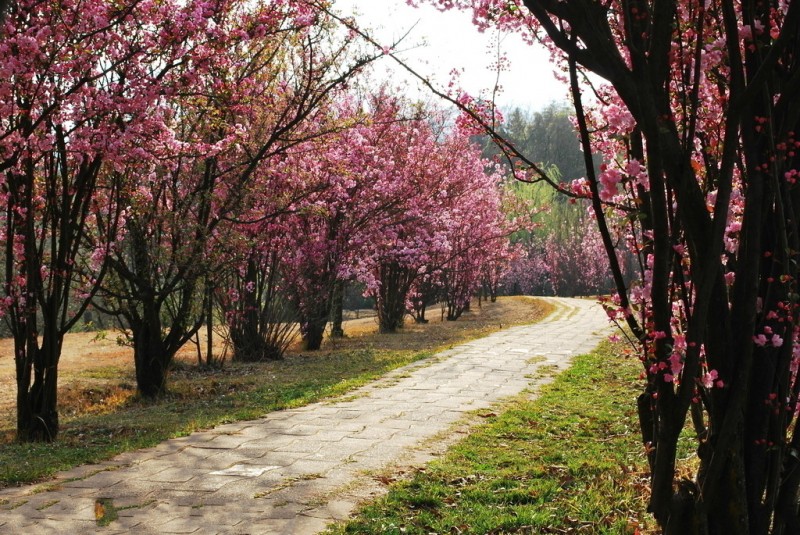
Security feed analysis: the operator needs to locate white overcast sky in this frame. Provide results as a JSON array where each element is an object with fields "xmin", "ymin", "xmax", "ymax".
[{"xmin": 333, "ymin": 0, "xmax": 570, "ymax": 111}]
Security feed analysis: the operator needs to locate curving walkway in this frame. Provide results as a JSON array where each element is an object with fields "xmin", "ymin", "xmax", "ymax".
[{"xmin": 0, "ymin": 297, "xmax": 610, "ymax": 534}]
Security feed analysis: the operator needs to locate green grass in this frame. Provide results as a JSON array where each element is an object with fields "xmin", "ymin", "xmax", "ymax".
[{"xmin": 329, "ymin": 342, "xmax": 655, "ymax": 534}]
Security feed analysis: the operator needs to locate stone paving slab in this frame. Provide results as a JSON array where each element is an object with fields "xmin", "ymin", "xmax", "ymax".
[{"xmin": 0, "ymin": 297, "xmax": 609, "ymax": 534}]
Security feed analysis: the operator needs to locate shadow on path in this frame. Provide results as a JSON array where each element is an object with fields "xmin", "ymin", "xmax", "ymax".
[{"xmin": 0, "ymin": 297, "xmax": 610, "ymax": 535}]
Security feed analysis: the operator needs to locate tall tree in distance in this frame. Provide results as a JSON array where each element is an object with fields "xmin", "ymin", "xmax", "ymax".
[
  {"xmin": 478, "ymin": 104, "xmax": 611, "ymax": 298},
  {"xmin": 481, "ymin": 103, "xmax": 589, "ymax": 182}
]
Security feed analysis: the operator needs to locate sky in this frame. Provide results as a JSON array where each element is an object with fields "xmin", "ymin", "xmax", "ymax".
[{"xmin": 333, "ymin": 0, "xmax": 570, "ymax": 112}]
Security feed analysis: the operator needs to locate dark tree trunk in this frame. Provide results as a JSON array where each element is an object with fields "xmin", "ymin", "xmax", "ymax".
[
  {"xmin": 225, "ymin": 254, "xmax": 295, "ymax": 362},
  {"xmin": 330, "ymin": 280, "xmax": 345, "ymax": 338},
  {"xmin": 413, "ymin": 304, "xmax": 429, "ymax": 323},
  {"xmin": 445, "ymin": 291, "xmax": 472, "ymax": 321},
  {"xmin": 205, "ymin": 278, "xmax": 214, "ymax": 366},
  {"xmin": 6, "ymin": 129, "xmax": 107, "ymax": 442},
  {"xmin": 110, "ymin": 221, "xmax": 205, "ymax": 394},
  {"xmin": 231, "ymin": 327, "xmax": 267, "ymax": 361},
  {"xmin": 446, "ymin": 304, "xmax": 464, "ymax": 321},
  {"xmin": 411, "ymin": 274, "xmax": 438, "ymax": 324},
  {"xmin": 230, "ymin": 259, "xmax": 265, "ymax": 362},
  {"xmin": 376, "ymin": 262, "xmax": 415, "ymax": 333},
  {"xmin": 130, "ymin": 318, "xmax": 171, "ymax": 398},
  {"xmin": 231, "ymin": 324, "xmax": 284, "ymax": 361},
  {"xmin": 15, "ymin": 332, "xmax": 61, "ymax": 442},
  {"xmin": 301, "ymin": 302, "xmax": 329, "ymax": 350}
]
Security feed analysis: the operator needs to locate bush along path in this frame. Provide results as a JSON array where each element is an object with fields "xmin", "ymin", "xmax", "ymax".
[{"xmin": 0, "ymin": 297, "xmax": 610, "ymax": 534}]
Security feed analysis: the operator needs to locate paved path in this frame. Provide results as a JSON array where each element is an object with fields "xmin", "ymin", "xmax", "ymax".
[{"xmin": 0, "ymin": 297, "xmax": 610, "ymax": 534}]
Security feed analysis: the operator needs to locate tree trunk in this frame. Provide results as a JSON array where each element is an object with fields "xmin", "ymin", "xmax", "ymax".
[
  {"xmin": 330, "ymin": 280, "xmax": 345, "ymax": 338},
  {"xmin": 230, "ymin": 260, "xmax": 264, "ymax": 361},
  {"xmin": 302, "ymin": 305, "xmax": 328, "ymax": 350},
  {"xmin": 231, "ymin": 323, "xmax": 283, "ymax": 361},
  {"xmin": 446, "ymin": 300, "xmax": 464, "ymax": 321},
  {"xmin": 300, "ymin": 284, "xmax": 332, "ymax": 350},
  {"xmin": 378, "ymin": 285, "xmax": 406, "ymax": 332},
  {"xmin": 226, "ymin": 255, "xmax": 294, "ymax": 361},
  {"xmin": 205, "ymin": 279, "xmax": 214, "ymax": 366},
  {"xmin": 376, "ymin": 262, "xmax": 414, "ymax": 333},
  {"xmin": 413, "ymin": 303, "xmax": 429, "ymax": 323},
  {"xmin": 15, "ymin": 332, "xmax": 61, "ymax": 442},
  {"xmin": 130, "ymin": 318, "xmax": 170, "ymax": 398}
]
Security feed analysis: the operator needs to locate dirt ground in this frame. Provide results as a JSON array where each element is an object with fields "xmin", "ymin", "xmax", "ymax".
[
  {"xmin": 0, "ymin": 329, "xmax": 130, "ymax": 413},
  {"xmin": 0, "ymin": 298, "xmax": 545, "ymax": 429},
  {"xmin": 0, "ymin": 311, "xmax": 374, "ymax": 416}
]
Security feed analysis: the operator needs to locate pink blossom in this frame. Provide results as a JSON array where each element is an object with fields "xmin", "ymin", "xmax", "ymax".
[
  {"xmin": 702, "ymin": 370, "xmax": 719, "ymax": 389},
  {"xmin": 669, "ymin": 352, "xmax": 684, "ymax": 375}
]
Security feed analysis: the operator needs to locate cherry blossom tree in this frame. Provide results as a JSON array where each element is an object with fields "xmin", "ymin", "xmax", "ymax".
[
  {"xmin": 214, "ymin": 139, "xmax": 345, "ymax": 359},
  {"xmin": 408, "ymin": 268, "xmax": 442, "ymax": 323},
  {"xmin": 350, "ymin": 101, "xmax": 512, "ymax": 331},
  {"xmin": 0, "ymin": 0, "xmax": 220, "ymax": 441},
  {"xmin": 215, "ymin": 88, "xmax": 512, "ymax": 351},
  {"xmin": 354, "ymin": 109, "xmax": 458, "ymax": 332},
  {"xmin": 215, "ymin": 224, "xmax": 298, "ymax": 362},
  {"xmin": 278, "ymin": 144, "xmax": 358, "ymax": 351},
  {"xmin": 0, "ymin": 0, "xmax": 378, "ymax": 421},
  {"xmin": 436, "ymin": 144, "xmax": 511, "ymax": 320},
  {"xmin": 538, "ymin": 200, "xmax": 616, "ymax": 296},
  {"xmin": 542, "ymin": 223, "xmax": 613, "ymax": 297},
  {"xmin": 412, "ymin": 0, "xmax": 800, "ymax": 531},
  {"xmin": 91, "ymin": 1, "xmax": 375, "ymax": 396},
  {"xmin": 486, "ymin": 121, "xmax": 612, "ymax": 298},
  {"xmin": 245, "ymin": 93, "xmax": 416, "ymax": 350}
]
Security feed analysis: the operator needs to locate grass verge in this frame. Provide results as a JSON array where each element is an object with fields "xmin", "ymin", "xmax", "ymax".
[
  {"xmin": 0, "ymin": 296, "xmax": 550, "ymax": 488},
  {"xmin": 329, "ymin": 341, "xmax": 656, "ymax": 534}
]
